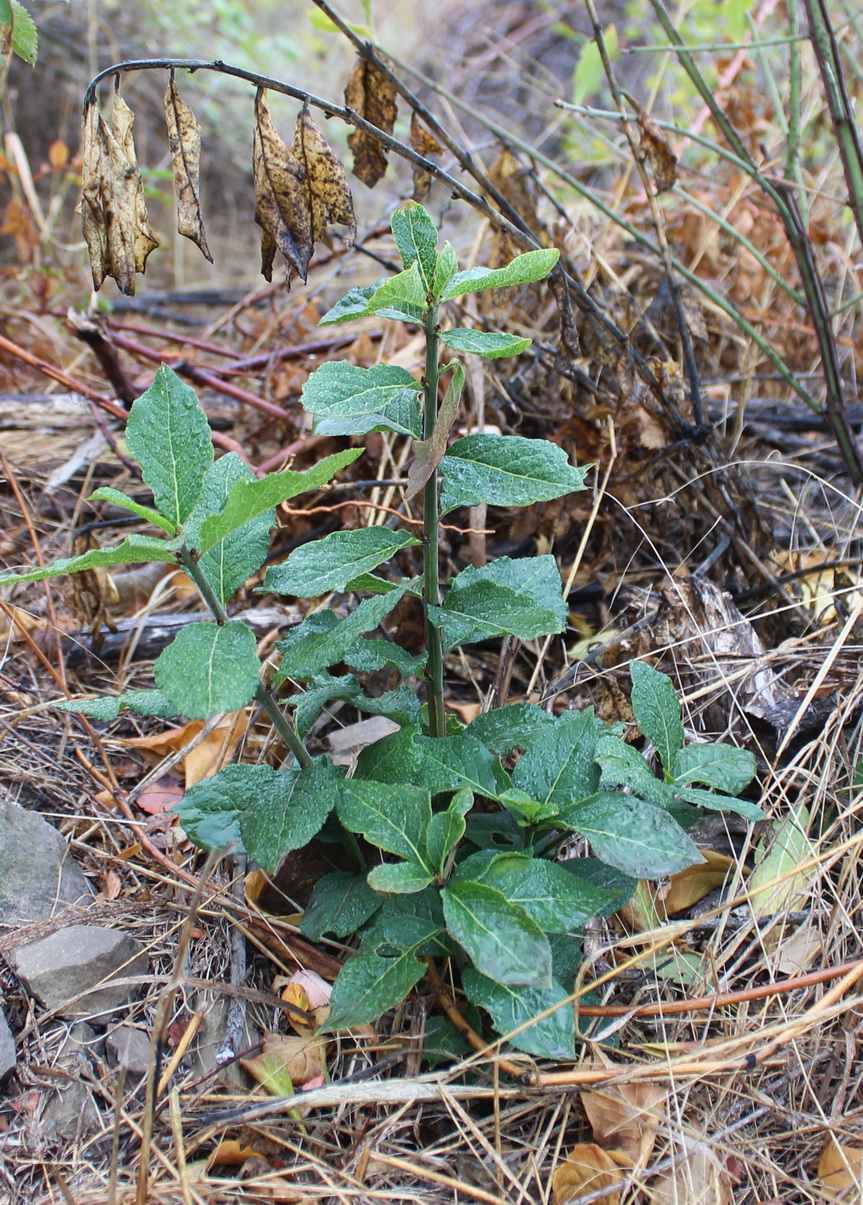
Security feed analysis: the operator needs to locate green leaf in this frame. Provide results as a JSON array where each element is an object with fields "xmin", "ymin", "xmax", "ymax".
[
  {"xmin": 184, "ymin": 454, "xmax": 274, "ymax": 603},
  {"xmin": 10, "ymin": 0, "xmax": 36, "ymax": 65},
  {"xmin": 336, "ymin": 779, "xmax": 432, "ymax": 867},
  {"xmin": 559, "ymin": 857, "xmax": 637, "ymax": 916},
  {"xmin": 440, "ymin": 329, "xmax": 531, "ymax": 359},
  {"xmin": 125, "ymin": 365, "xmax": 214, "ymax": 529},
  {"xmin": 342, "ymin": 572, "xmax": 421, "ymax": 596},
  {"xmin": 672, "ymin": 785, "xmax": 763, "ymax": 823},
  {"xmin": 154, "ymin": 620, "xmax": 260, "ymax": 720},
  {"xmin": 430, "ymin": 555, "xmax": 567, "ymax": 650},
  {"xmin": 264, "ymin": 527, "xmax": 418, "ymax": 598},
  {"xmin": 467, "ymin": 703, "xmax": 555, "ymax": 754},
  {"xmin": 322, "ymin": 262, "xmax": 427, "ymax": 326},
  {"xmin": 470, "ymin": 853, "xmax": 623, "ymax": 933},
  {"xmin": 512, "ymin": 710, "xmax": 600, "ymax": 810},
  {"xmin": 440, "ymin": 434, "xmax": 587, "ymax": 514},
  {"xmin": 426, "ymin": 788, "xmax": 472, "ymax": 872},
  {"xmin": 275, "ymin": 584, "xmax": 411, "ymax": 680},
  {"xmin": 367, "ymin": 860, "xmax": 434, "ymax": 894},
  {"xmin": 413, "ymin": 732, "xmax": 512, "ymax": 799},
  {"xmin": 572, "ymin": 27, "xmax": 618, "ymax": 106},
  {"xmin": 355, "ymin": 723, "xmax": 423, "ymax": 784},
  {"xmin": 300, "ymin": 870, "xmax": 383, "ymax": 941},
  {"xmin": 440, "ymin": 248, "xmax": 560, "ymax": 301},
  {"xmin": 391, "ymin": 201, "xmax": 438, "ymax": 290},
  {"xmin": 462, "ymin": 968, "xmax": 574, "ymax": 1058},
  {"xmin": 0, "ymin": 534, "xmax": 181, "ymax": 586},
  {"xmin": 748, "ymin": 804, "xmax": 811, "ymax": 919},
  {"xmin": 433, "ymin": 242, "xmax": 458, "ymax": 299},
  {"xmin": 89, "ymin": 487, "xmax": 177, "ymax": 535},
  {"xmin": 405, "ymin": 360, "xmax": 465, "ymax": 500},
  {"xmin": 441, "ymin": 880, "xmax": 552, "ymax": 988},
  {"xmin": 324, "ymin": 913, "xmax": 441, "ymax": 1030},
  {"xmin": 197, "ymin": 450, "xmax": 361, "ymax": 555},
  {"xmin": 630, "ymin": 661, "xmax": 683, "ymax": 774},
  {"xmin": 595, "ymin": 734, "xmax": 675, "ymax": 806},
  {"xmin": 175, "ymin": 758, "xmax": 343, "ymax": 872},
  {"xmin": 343, "ymin": 636, "xmax": 425, "ymax": 677},
  {"xmin": 300, "ymin": 361, "xmax": 422, "ymax": 439},
  {"xmin": 318, "ymin": 283, "xmax": 378, "ymax": 326},
  {"xmin": 673, "ymin": 742, "xmax": 756, "ymax": 796},
  {"xmin": 289, "ymin": 672, "xmax": 419, "ymax": 737},
  {"xmin": 558, "ymin": 791, "xmax": 703, "ymax": 878},
  {"xmin": 56, "ymin": 689, "xmax": 178, "ymax": 721}
]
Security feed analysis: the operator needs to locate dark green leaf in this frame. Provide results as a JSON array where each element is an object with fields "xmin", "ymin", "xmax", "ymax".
[
  {"xmin": 413, "ymin": 732, "xmax": 512, "ymax": 799},
  {"xmin": 300, "ymin": 361, "xmax": 422, "ymax": 439},
  {"xmin": 300, "ymin": 870, "xmax": 383, "ymax": 941},
  {"xmin": 367, "ymin": 860, "xmax": 434, "ymax": 893},
  {"xmin": 462, "ymin": 968, "xmax": 575, "ymax": 1058},
  {"xmin": 440, "ymin": 328, "xmax": 531, "ymax": 358},
  {"xmin": 630, "ymin": 661, "xmax": 683, "ymax": 773},
  {"xmin": 442, "ymin": 880, "xmax": 552, "ymax": 988},
  {"xmin": 673, "ymin": 785, "xmax": 763, "ymax": 822},
  {"xmin": 56, "ymin": 689, "xmax": 178, "ymax": 721},
  {"xmin": 463, "ymin": 809, "xmax": 525, "ymax": 852},
  {"xmin": 289, "ymin": 672, "xmax": 419, "ymax": 737},
  {"xmin": 355, "ymin": 723, "xmax": 423, "ymax": 784},
  {"xmin": 318, "ymin": 284, "xmax": 378, "ymax": 326},
  {"xmin": 512, "ymin": 710, "xmax": 600, "ymax": 809},
  {"xmin": 595, "ymin": 735, "xmax": 674, "ymax": 806},
  {"xmin": 391, "ymin": 201, "xmax": 438, "ymax": 289},
  {"xmin": 0, "ymin": 535, "xmax": 180, "ymax": 586},
  {"xmin": 430, "ymin": 555, "xmax": 566, "ymax": 650},
  {"xmin": 440, "ymin": 434, "xmax": 587, "ymax": 514},
  {"xmin": 559, "ymin": 857, "xmax": 637, "ymax": 915},
  {"xmin": 440, "ymin": 248, "xmax": 560, "ymax": 300},
  {"xmin": 343, "ymin": 636, "xmax": 425, "ymax": 677},
  {"xmin": 125, "ymin": 365, "xmax": 213, "ymax": 529},
  {"xmin": 336, "ymin": 779, "xmax": 432, "ymax": 866},
  {"xmin": 154, "ymin": 620, "xmax": 259, "ymax": 719},
  {"xmin": 89, "ymin": 486, "xmax": 176, "ymax": 535},
  {"xmin": 264, "ymin": 527, "xmax": 418, "ymax": 598},
  {"xmin": 673, "ymin": 742, "xmax": 756, "ymax": 796},
  {"xmin": 558, "ymin": 791, "xmax": 703, "ymax": 878},
  {"xmin": 275, "ymin": 585, "xmax": 411, "ymax": 680},
  {"xmin": 467, "ymin": 703, "xmax": 555, "ymax": 754},
  {"xmin": 185, "ymin": 453, "xmax": 274, "ymax": 603},
  {"xmin": 426, "ymin": 788, "xmax": 472, "ymax": 872},
  {"xmin": 176, "ymin": 758, "xmax": 344, "ymax": 872},
  {"xmin": 198, "ymin": 450, "xmax": 361, "ymax": 554},
  {"xmin": 471, "ymin": 853, "xmax": 622, "ymax": 932}
]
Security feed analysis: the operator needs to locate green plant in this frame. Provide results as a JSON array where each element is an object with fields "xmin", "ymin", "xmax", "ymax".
[{"xmin": 0, "ymin": 202, "xmax": 762, "ymax": 1056}]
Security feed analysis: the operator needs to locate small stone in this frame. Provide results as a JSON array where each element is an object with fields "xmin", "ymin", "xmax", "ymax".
[
  {"xmin": 106, "ymin": 1025, "xmax": 151, "ymax": 1076},
  {"xmin": 0, "ymin": 1010, "xmax": 16, "ymax": 1078},
  {"xmin": 0, "ymin": 796, "xmax": 92, "ymax": 926},
  {"xmin": 9, "ymin": 925, "xmax": 149, "ymax": 1021},
  {"xmin": 39, "ymin": 1079, "xmax": 100, "ymax": 1143}
]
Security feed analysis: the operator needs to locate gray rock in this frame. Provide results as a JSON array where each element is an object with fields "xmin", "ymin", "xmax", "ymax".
[
  {"xmin": 0, "ymin": 797, "xmax": 92, "ymax": 926},
  {"xmin": 106, "ymin": 1025, "xmax": 151, "ymax": 1076},
  {"xmin": 39, "ymin": 1079, "xmax": 100, "ymax": 1143},
  {"xmin": 0, "ymin": 1010, "xmax": 15, "ymax": 1078},
  {"xmin": 9, "ymin": 925, "xmax": 149, "ymax": 1020}
]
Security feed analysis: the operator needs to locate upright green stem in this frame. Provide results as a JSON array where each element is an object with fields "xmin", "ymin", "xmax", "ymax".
[
  {"xmin": 179, "ymin": 547, "xmax": 311, "ymax": 768},
  {"xmin": 422, "ymin": 306, "xmax": 445, "ymax": 739}
]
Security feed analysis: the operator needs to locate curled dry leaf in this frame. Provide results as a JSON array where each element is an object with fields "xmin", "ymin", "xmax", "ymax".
[
  {"xmin": 651, "ymin": 1147, "xmax": 733, "ymax": 1205},
  {"xmin": 634, "ymin": 100, "xmax": 677, "ymax": 192},
  {"xmin": 291, "ymin": 107, "xmax": 356, "ymax": 250},
  {"xmin": 410, "ymin": 111, "xmax": 442, "ymax": 202},
  {"xmin": 78, "ymin": 96, "xmax": 158, "ymax": 295},
  {"xmin": 163, "ymin": 79, "xmax": 212, "ymax": 263},
  {"xmin": 581, "ymin": 1084, "xmax": 667, "ymax": 1165},
  {"xmin": 818, "ymin": 1135, "xmax": 863, "ymax": 1192},
  {"xmin": 254, "ymin": 89, "xmax": 310, "ymax": 283},
  {"xmin": 552, "ymin": 1143, "xmax": 624, "ymax": 1205},
  {"xmin": 241, "ymin": 1031, "xmax": 329, "ymax": 1096},
  {"xmin": 344, "ymin": 54, "xmax": 397, "ymax": 187},
  {"xmin": 659, "ymin": 849, "xmax": 735, "ymax": 917}
]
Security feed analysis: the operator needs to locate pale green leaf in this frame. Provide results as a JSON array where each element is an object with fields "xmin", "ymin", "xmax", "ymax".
[
  {"xmin": 463, "ymin": 968, "xmax": 575, "ymax": 1057},
  {"xmin": 10, "ymin": 0, "xmax": 36, "ymax": 65},
  {"xmin": 391, "ymin": 200, "xmax": 438, "ymax": 289},
  {"xmin": 748, "ymin": 804, "xmax": 812, "ymax": 919},
  {"xmin": 336, "ymin": 779, "xmax": 432, "ymax": 867},
  {"xmin": 366, "ymin": 260, "xmax": 426, "ymax": 322},
  {"xmin": 440, "ymin": 433, "xmax": 587, "ymax": 514},
  {"xmin": 89, "ymin": 487, "xmax": 176, "ymax": 535},
  {"xmin": 154, "ymin": 620, "xmax": 259, "ymax": 719},
  {"xmin": 185, "ymin": 454, "xmax": 274, "ymax": 603},
  {"xmin": 0, "ymin": 535, "xmax": 180, "ymax": 586},
  {"xmin": 470, "ymin": 852, "xmax": 623, "ymax": 933},
  {"xmin": 572, "ymin": 26, "xmax": 618, "ymax": 106},
  {"xmin": 433, "ymin": 242, "xmax": 458, "ymax": 300},
  {"xmin": 197, "ymin": 449, "xmax": 361, "ymax": 555},
  {"xmin": 426, "ymin": 788, "xmax": 472, "ymax": 872},
  {"xmin": 175, "ymin": 758, "xmax": 343, "ymax": 872},
  {"xmin": 442, "ymin": 880, "xmax": 552, "ymax": 988},
  {"xmin": 264, "ymin": 527, "xmax": 418, "ymax": 598},
  {"xmin": 558, "ymin": 791, "xmax": 702, "ymax": 878},
  {"xmin": 300, "ymin": 362, "xmax": 422, "ymax": 439},
  {"xmin": 440, "ymin": 248, "xmax": 560, "ymax": 301},
  {"xmin": 367, "ymin": 860, "xmax": 434, "ymax": 893},
  {"xmin": 630, "ymin": 661, "xmax": 683, "ymax": 773},
  {"xmin": 125, "ymin": 365, "xmax": 213, "ymax": 529},
  {"xmin": 673, "ymin": 785, "xmax": 763, "ymax": 822},
  {"xmin": 56, "ymin": 689, "xmax": 178, "ymax": 721},
  {"xmin": 318, "ymin": 283, "xmax": 378, "ymax": 326},
  {"xmin": 440, "ymin": 329, "xmax": 531, "ymax": 359}
]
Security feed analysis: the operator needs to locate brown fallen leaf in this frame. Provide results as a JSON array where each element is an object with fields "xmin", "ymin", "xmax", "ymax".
[
  {"xmin": 253, "ymin": 88, "xmax": 311, "ymax": 283},
  {"xmin": 117, "ymin": 712, "xmax": 250, "ymax": 787},
  {"xmin": 651, "ymin": 1147, "xmax": 732, "ymax": 1204},
  {"xmin": 241, "ymin": 1032, "xmax": 329, "ymax": 1096},
  {"xmin": 291, "ymin": 106, "xmax": 356, "ymax": 249},
  {"xmin": 582, "ymin": 1084, "xmax": 666, "ymax": 1164},
  {"xmin": 135, "ymin": 776, "xmax": 184, "ymax": 816},
  {"xmin": 659, "ymin": 849, "xmax": 735, "ymax": 917},
  {"xmin": 344, "ymin": 54, "xmax": 397, "ymax": 187},
  {"xmin": 163, "ymin": 79, "xmax": 212, "ymax": 263},
  {"xmin": 552, "ymin": 1143, "xmax": 624, "ymax": 1205},
  {"xmin": 818, "ymin": 1135, "xmax": 863, "ymax": 1192},
  {"xmin": 206, "ymin": 1140, "xmax": 262, "ymax": 1169},
  {"xmin": 410, "ymin": 110, "xmax": 442, "ymax": 202},
  {"xmin": 633, "ymin": 98, "xmax": 677, "ymax": 192}
]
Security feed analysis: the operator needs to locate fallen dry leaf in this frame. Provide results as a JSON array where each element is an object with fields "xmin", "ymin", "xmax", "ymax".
[
  {"xmin": 582, "ymin": 1084, "xmax": 666, "ymax": 1164},
  {"xmin": 651, "ymin": 1147, "xmax": 732, "ymax": 1204},
  {"xmin": 344, "ymin": 54, "xmax": 397, "ymax": 187},
  {"xmin": 241, "ymin": 1032, "xmax": 329, "ymax": 1096},
  {"xmin": 207, "ymin": 1140, "xmax": 262, "ymax": 1169},
  {"xmin": 163, "ymin": 78, "xmax": 212, "ymax": 262},
  {"xmin": 118, "ymin": 712, "xmax": 250, "ymax": 786},
  {"xmin": 818, "ymin": 1135, "xmax": 863, "ymax": 1192},
  {"xmin": 135, "ymin": 776, "xmax": 184, "ymax": 816},
  {"xmin": 553, "ymin": 1143, "xmax": 624, "ymax": 1205},
  {"xmin": 659, "ymin": 850, "xmax": 735, "ymax": 917},
  {"xmin": 635, "ymin": 100, "xmax": 678, "ymax": 192}
]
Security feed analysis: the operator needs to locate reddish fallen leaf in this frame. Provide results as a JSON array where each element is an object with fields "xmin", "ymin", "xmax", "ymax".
[{"xmin": 136, "ymin": 776, "xmax": 184, "ymax": 815}]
